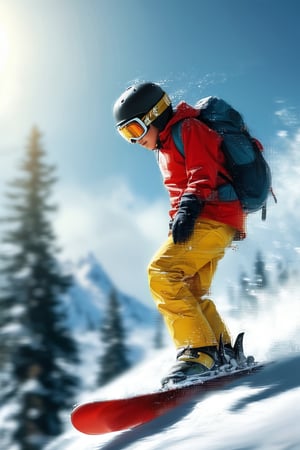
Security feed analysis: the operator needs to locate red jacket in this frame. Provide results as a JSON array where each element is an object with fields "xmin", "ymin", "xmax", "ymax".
[{"xmin": 157, "ymin": 102, "xmax": 246, "ymax": 233}]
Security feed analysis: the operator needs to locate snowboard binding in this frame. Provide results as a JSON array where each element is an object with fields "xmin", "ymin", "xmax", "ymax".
[{"xmin": 161, "ymin": 332, "xmax": 255, "ymax": 389}]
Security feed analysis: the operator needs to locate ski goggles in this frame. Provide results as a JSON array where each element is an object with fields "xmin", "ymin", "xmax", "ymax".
[
  {"xmin": 117, "ymin": 93, "xmax": 171, "ymax": 143},
  {"xmin": 117, "ymin": 117, "xmax": 149, "ymax": 143}
]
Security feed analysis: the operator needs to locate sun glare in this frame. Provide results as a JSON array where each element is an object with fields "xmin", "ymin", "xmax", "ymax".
[{"xmin": 0, "ymin": 15, "xmax": 24, "ymax": 118}]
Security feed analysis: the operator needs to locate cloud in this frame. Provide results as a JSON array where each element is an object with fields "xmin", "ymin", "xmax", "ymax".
[
  {"xmin": 54, "ymin": 177, "xmax": 169, "ymax": 302},
  {"xmin": 277, "ymin": 130, "xmax": 288, "ymax": 138},
  {"xmin": 274, "ymin": 100, "xmax": 299, "ymax": 130}
]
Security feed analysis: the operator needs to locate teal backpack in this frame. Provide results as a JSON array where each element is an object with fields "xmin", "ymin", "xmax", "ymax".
[{"xmin": 171, "ymin": 96, "xmax": 274, "ymax": 219}]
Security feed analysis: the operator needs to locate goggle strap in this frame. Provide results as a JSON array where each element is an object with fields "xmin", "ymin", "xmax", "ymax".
[{"xmin": 142, "ymin": 93, "xmax": 171, "ymax": 126}]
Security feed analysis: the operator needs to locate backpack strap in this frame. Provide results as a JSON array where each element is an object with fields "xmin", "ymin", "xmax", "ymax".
[{"xmin": 171, "ymin": 121, "xmax": 185, "ymax": 157}]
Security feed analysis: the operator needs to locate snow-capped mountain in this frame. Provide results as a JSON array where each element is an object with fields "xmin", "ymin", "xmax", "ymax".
[
  {"xmin": 59, "ymin": 253, "xmax": 158, "ymax": 391},
  {"xmin": 62, "ymin": 252, "xmax": 156, "ymax": 332}
]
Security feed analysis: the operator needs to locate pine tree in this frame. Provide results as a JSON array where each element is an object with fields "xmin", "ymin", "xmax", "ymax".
[
  {"xmin": 98, "ymin": 289, "xmax": 131, "ymax": 385},
  {"xmin": 277, "ymin": 259, "xmax": 289, "ymax": 285},
  {"xmin": 254, "ymin": 251, "xmax": 268, "ymax": 289},
  {"xmin": 0, "ymin": 127, "xmax": 79, "ymax": 450}
]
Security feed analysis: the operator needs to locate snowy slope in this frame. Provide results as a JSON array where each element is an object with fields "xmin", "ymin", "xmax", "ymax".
[
  {"xmin": 47, "ymin": 352, "xmax": 300, "ymax": 450},
  {"xmin": 47, "ymin": 279, "xmax": 300, "ymax": 450}
]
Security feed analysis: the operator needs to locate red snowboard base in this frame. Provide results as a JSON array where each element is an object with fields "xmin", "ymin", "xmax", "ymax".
[{"xmin": 71, "ymin": 363, "xmax": 264, "ymax": 435}]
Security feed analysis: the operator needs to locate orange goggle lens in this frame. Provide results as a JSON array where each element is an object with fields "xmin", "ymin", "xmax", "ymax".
[{"xmin": 117, "ymin": 118, "xmax": 148, "ymax": 143}]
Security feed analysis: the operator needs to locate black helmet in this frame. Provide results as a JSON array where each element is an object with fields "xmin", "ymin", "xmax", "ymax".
[{"xmin": 113, "ymin": 82, "xmax": 173, "ymax": 132}]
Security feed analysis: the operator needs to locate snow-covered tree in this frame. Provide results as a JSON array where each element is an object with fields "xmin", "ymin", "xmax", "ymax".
[{"xmin": 0, "ymin": 127, "xmax": 79, "ymax": 449}]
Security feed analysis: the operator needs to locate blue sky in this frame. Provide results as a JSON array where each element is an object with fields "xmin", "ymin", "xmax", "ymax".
[{"xmin": 0, "ymin": 0, "xmax": 299, "ymax": 301}]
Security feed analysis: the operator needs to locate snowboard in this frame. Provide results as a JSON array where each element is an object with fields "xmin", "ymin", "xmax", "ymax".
[{"xmin": 71, "ymin": 362, "xmax": 264, "ymax": 435}]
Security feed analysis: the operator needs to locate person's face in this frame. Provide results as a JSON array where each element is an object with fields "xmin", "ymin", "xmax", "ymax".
[{"xmin": 137, "ymin": 125, "xmax": 160, "ymax": 150}]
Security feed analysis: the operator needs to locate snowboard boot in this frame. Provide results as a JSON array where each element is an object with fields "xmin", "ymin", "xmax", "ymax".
[
  {"xmin": 176, "ymin": 345, "xmax": 220, "ymax": 367},
  {"xmin": 161, "ymin": 346, "xmax": 221, "ymax": 387}
]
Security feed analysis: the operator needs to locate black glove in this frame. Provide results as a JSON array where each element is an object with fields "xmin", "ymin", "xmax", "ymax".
[{"xmin": 172, "ymin": 194, "xmax": 203, "ymax": 244}]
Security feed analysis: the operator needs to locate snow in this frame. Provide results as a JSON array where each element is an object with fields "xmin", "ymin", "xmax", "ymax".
[
  {"xmin": 46, "ymin": 353, "xmax": 300, "ymax": 450},
  {"xmin": 45, "ymin": 278, "xmax": 300, "ymax": 450}
]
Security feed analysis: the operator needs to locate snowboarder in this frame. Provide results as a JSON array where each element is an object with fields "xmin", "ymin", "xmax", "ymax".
[{"xmin": 113, "ymin": 82, "xmax": 246, "ymax": 384}]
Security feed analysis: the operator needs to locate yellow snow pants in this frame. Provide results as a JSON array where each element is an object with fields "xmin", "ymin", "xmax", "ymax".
[{"xmin": 148, "ymin": 218, "xmax": 235, "ymax": 350}]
